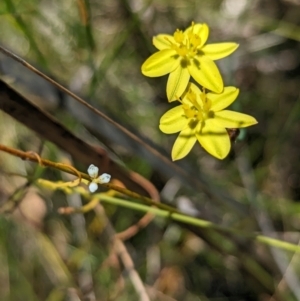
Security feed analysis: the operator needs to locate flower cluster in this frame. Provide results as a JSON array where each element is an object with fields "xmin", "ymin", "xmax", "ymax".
[
  {"xmin": 141, "ymin": 22, "xmax": 257, "ymax": 160},
  {"xmin": 87, "ymin": 164, "xmax": 111, "ymax": 192}
]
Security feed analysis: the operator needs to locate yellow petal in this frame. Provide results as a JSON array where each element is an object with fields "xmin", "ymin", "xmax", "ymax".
[
  {"xmin": 167, "ymin": 64, "xmax": 190, "ymax": 102},
  {"xmin": 196, "ymin": 121, "xmax": 230, "ymax": 159},
  {"xmin": 141, "ymin": 49, "xmax": 179, "ymax": 77},
  {"xmin": 182, "ymin": 82, "xmax": 204, "ymax": 107},
  {"xmin": 188, "ymin": 56, "xmax": 223, "ymax": 93},
  {"xmin": 153, "ymin": 34, "xmax": 175, "ymax": 50},
  {"xmin": 159, "ymin": 106, "xmax": 187, "ymax": 134},
  {"xmin": 201, "ymin": 43, "xmax": 239, "ymax": 60},
  {"xmin": 184, "ymin": 23, "xmax": 209, "ymax": 48},
  {"xmin": 171, "ymin": 126, "xmax": 197, "ymax": 161},
  {"xmin": 213, "ymin": 110, "xmax": 258, "ymax": 128},
  {"xmin": 209, "ymin": 87, "xmax": 239, "ymax": 112},
  {"xmin": 186, "ymin": 82, "xmax": 202, "ymax": 95}
]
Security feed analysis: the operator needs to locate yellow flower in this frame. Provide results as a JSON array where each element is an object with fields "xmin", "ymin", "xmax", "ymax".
[
  {"xmin": 159, "ymin": 83, "xmax": 258, "ymax": 160},
  {"xmin": 141, "ymin": 22, "xmax": 238, "ymax": 101}
]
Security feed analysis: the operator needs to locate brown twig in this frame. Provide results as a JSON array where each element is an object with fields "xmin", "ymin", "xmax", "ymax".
[
  {"xmin": 0, "ymin": 144, "xmax": 177, "ymax": 214},
  {"xmin": 0, "ymin": 144, "xmax": 88, "ymax": 180},
  {"xmin": 94, "ymin": 204, "xmax": 151, "ymax": 301}
]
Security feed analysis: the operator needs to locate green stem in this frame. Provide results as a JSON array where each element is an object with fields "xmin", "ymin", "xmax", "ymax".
[{"xmin": 98, "ymin": 194, "xmax": 300, "ymax": 254}]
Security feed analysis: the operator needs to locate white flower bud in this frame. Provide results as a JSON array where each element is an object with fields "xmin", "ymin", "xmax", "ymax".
[
  {"xmin": 89, "ymin": 182, "xmax": 98, "ymax": 193},
  {"xmin": 88, "ymin": 164, "xmax": 99, "ymax": 178},
  {"xmin": 98, "ymin": 173, "xmax": 111, "ymax": 184}
]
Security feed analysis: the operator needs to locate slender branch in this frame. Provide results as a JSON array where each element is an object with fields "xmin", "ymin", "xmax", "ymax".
[
  {"xmin": 0, "ymin": 144, "xmax": 88, "ymax": 180},
  {"xmin": 94, "ymin": 204, "xmax": 150, "ymax": 301},
  {"xmin": 94, "ymin": 194, "xmax": 300, "ymax": 254},
  {"xmin": 0, "ymin": 143, "xmax": 177, "ymax": 213}
]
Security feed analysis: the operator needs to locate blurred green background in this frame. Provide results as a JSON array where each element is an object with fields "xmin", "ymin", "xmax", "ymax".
[{"xmin": 1, "ymin": 0, "xmax": 300, "ymax": 300}]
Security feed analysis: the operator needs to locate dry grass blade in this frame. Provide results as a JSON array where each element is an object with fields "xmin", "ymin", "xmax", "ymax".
[{"xmin": 0, "ymin": 79, "xmax": 159, "ymax": 198}]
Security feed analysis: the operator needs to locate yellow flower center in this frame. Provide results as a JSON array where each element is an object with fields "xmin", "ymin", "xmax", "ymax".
[
  {"xmin": 170, "ymin": 22, "xmax": 201, "ymax": 59},
  {"xmin": 182, "ymin": 88, "xmax": 213, "ymax": 125}
]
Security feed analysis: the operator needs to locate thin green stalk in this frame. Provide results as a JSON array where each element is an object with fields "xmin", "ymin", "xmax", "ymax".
[{"xmin": 98, "ymin": 194, "xmax": 300, "ymax": 254}]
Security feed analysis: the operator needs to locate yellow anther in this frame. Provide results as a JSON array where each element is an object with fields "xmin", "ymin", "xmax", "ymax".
[
  {"xmin": 182, "ymin": 103, "xmax": 196, "ymax": 119},
  {"xmin": 174, "ymin": 29, "xmax": 184, "ymax": 43},
  {"xmin": 177, "ymin": 45, "xmax": 188, "ymax": 56}
]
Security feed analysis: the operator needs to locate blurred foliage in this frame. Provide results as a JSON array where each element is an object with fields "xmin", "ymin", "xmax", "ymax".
[{"xmin": 1, "ymin": 0, "xmax": 300, "ymax": 300}]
